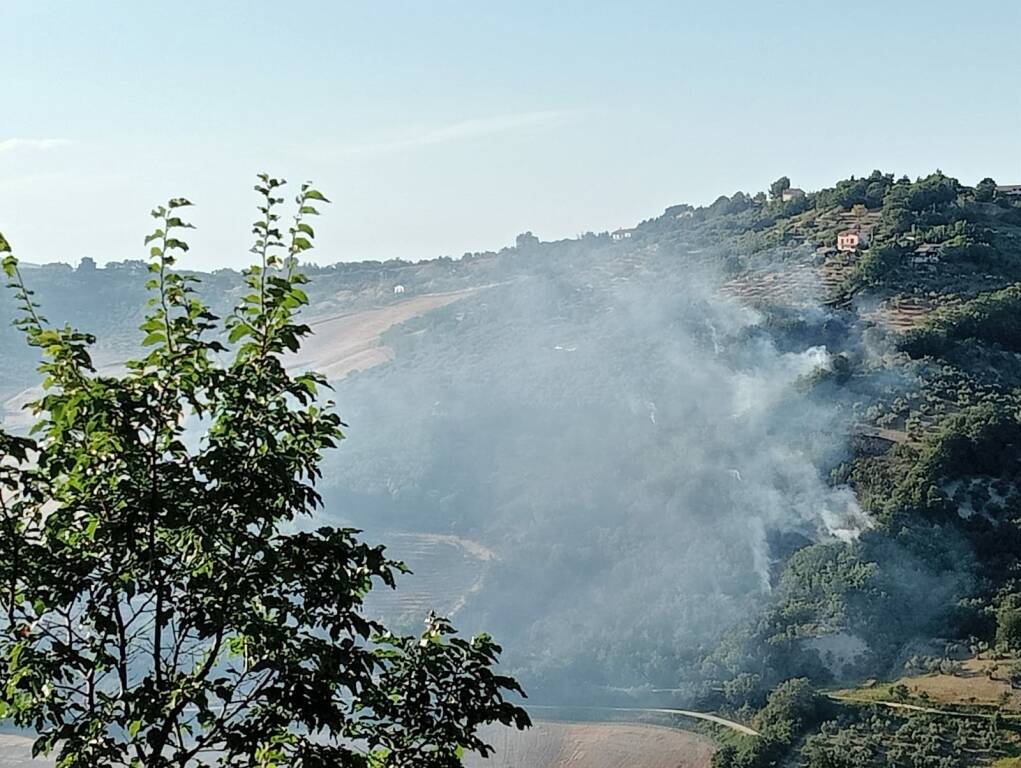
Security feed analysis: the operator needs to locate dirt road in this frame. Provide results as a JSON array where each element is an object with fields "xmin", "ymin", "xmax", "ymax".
[{"xmin": 528, "ymin": 706, "xmax": 758, "ymax": 737}]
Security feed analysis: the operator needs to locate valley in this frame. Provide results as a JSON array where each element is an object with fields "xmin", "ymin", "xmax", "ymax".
[{"xmin": 3, "ymin": 170, "xmax": 1021, "ymax": 766}]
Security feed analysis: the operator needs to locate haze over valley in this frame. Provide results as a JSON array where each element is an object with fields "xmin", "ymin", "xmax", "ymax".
[{"xmin": 6, "ymin": 169, "xmax": 1021, "ymax": 765}]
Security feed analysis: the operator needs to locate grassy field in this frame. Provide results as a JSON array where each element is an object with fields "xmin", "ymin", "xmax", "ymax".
[{"xmin": 831, "ymin": 656, "xmax": 1021, "ymax": 712}]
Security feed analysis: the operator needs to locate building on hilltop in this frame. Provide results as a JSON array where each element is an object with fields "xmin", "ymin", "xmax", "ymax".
[
  {"xmin": 781, "ymin": 187, "xmax": 805, "ymax": 203},
  {"xmin": 836, "ymin": 229, "xmax": 870, "ymax": 252},
  {"xmin": 611, "ymin": 228, "xmax": 634, "ymax": 241},
  {"xmin": 996, "ymin": 184, "xmax": 1021, "ymax": 197}
]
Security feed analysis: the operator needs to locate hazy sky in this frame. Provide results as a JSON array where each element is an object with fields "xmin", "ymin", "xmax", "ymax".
[{"xmin": 2, "ymin": 1, "xmax": 1019, "ymax": 270}]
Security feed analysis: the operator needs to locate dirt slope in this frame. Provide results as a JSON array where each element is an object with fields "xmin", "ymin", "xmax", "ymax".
[
  {"xmin": 1, "ymin": 286, "xmax": 486, "ymax": 428},
  {"xmin": 465, "ymin": 722, "xmax": 716, "ymax": 768},
  {"xmin": 289, "ymin": 286, "xmax": 485, "ymax": 381}
]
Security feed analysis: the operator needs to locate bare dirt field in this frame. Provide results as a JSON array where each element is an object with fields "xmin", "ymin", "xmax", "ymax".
[
  {"xmin": 837, "ymin": 656, "xmax": 1021, "ymax": 712},
  {"xmin": 2, "ymin": 286, "xmax": 486, "ymax": 428},
  {"xmin": 1, "ymin": 722, "xmax": 718, "ymax": 768},
  {"xmin": 288, "ymin": 286, "xmax": 485, "ymax": 381},
  {"xmin": 465, "ymin": 721, "xmax": 716, "ymax": 768}
]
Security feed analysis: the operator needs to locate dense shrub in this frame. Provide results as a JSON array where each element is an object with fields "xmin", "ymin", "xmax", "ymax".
[{"xmin": 902, "ymin": 283, "xmax": 1021, "ymax": 357}]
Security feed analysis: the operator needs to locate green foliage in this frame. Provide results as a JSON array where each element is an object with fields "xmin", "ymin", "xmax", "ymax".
[
  {"xmin": 710, "ymin": 744, "xmax": 738, "ymax": 768},
  {"xmin": 813, "ymin": 170, "xmax": 894, "ymax": 211},
  {"xmin": 754, "ymin": 678, "xmax": 824, "ymax": 741},
  {"xmin": 996, "ymin": 597, "xmax": 1021, "ymax": 652},
  {"xmin": 773, "ymin": 543, "xmax": 877, "ymax": 632},
  {"xmin": 0, "ymin": 177, "xmax": 528, "ymax": 767},
  {"xmin": 843, "ymin": 245, "xmax": 902, "ymax": 290},
  {"xmin": 712, "ymin": 679, "xmax": 826, "ymax": 768},
  {"xmin": 881, "ymin": 171, "xmax": 962, "ymax": 234},
  {"xmin": 1006, "ymin": 661, "xmax": 1021, "ymax": 689},
  {"xmin": 975, "ymin": 178, "xmax": 998, "ymax": 203},
  {"xmin": 769, "ymin": 176, "xmax": 791, "ymax": 201},
  {"xmin": 846, "ymin": 401, "xmax": 1021, "ymax": 530},
  {"xmin": 902, "ymin": 283, "xmax": 1021, "ymax": 358},
  {"xmin": 887, "ymin": 402, "xmax": 1021, "ymax": 522},
  {"xmin": 800, "ymin": 708, "xmax": 1012, "ymax": 767}
]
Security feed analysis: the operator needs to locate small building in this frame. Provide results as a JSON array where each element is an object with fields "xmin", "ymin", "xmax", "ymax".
[
  {"xmin": 836, "ymin": 230, "xmax": 869, "ymax": 252},
  {"xmin": 611, "ymin": 228, "xmax": 634, "ymax": 241},
  {"xmin": 393, "ymin": 284, "xmax": 406, "ymax": 295},
  {"xmin": 910, "ymin": 243, "xmax": 943, "ymax": 265},
  {"xmin": 781, "ymin": 187, "xmax": 805, "ymax": 203},
  {"xmin": 996, "ymin": 184, "xmax": 1021, "ymax": 197}
]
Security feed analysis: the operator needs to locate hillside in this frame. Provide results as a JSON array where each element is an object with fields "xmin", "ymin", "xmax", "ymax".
[{"xmin": 3, "ymin": 172, "xmax": 1021, "ymax": 766}]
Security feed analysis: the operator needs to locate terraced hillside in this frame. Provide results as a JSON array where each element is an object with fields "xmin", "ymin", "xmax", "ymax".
[
  {"xmin": 363, "ymin": 533, "xmax": 495, "ymax": 626},
  {"xmin": 859, "ymin": 293, "xmax": 962, "ymax": 333}
]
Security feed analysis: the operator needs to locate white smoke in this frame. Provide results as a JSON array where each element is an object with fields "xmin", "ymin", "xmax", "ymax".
[{"xmin": 318, "ymin": 250, "xmax": 869, "ymax": 688}]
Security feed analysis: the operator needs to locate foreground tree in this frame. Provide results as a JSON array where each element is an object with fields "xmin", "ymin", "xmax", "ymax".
[{"xmin": 0, "ymin": 177, "xmax": 528, "ymax": 767}]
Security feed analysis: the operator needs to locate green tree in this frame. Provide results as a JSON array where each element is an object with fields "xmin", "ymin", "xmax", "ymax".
[
  {"xmin": 996, "ymin": 596, "xmax": 1021, "ymax": 652},
  {"xmin": 709, "ymin": 744, "xmax": 738, "ymax": 768},
  {"xmin": 0, "ymin": 176, "xmax": 528, "ymax": 767},
  {"xmin": 975, "ymin": 177, "xmax": 997, "ymax": 203},
  {"xmin": 1005, "ymin": 662, "xmax": 1021, "ymax": 690},
  {"xmin": 754, "ymin": 678, "xmax": 823, "ymax": 743},
  {"xmin": 514, "ymin": 231, "xmax": 540, "ymax": 252},
  {"xmin": 769, "ymin": 176, "xmax": 791, "ymax": 201}
]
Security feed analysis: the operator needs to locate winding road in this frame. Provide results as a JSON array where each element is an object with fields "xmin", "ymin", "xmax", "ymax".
[{"xmin": 528, "ymin": 705, "xmax": 760, "ymax": 737}]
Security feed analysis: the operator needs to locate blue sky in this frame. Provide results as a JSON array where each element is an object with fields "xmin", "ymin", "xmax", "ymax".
[{"xmin": 2, "ymin": 1, "xmax": 1019, "ymax": 269}]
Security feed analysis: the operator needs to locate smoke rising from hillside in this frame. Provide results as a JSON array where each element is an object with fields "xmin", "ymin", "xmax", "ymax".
[{"xmin": 317, "ymin": 251, "xmax": 868, "ymax": 693}]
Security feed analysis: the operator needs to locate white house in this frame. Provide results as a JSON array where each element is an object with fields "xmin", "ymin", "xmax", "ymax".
[
  {"xmin": 611, "ymin": 228, "xmax": 634, "ymax": 241},
  {"xmin": 393, "ymin": 284, "xmax": 406, "ymax": 295},
  {"xmin": 996, "ymin": 184, "xmax": 1021, "ymax": 197},
  {"xmin": 781, "ymin": 187, "xmax": 805, "ymax": 203}
]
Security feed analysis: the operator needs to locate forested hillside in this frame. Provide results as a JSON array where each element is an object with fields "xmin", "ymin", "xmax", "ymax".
[{"xmin": 4, "ymin": 172, "xmax": 1021, "ymax": 766}]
